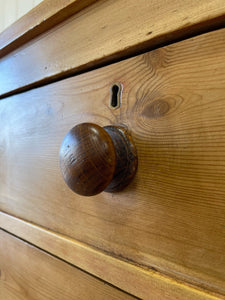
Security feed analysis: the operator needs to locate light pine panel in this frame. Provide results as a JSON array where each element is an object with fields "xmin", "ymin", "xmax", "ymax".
[
  {"xmin": 0, "ymin": 0, "xmax": 98, "ymax": 58},
  {"xmin": 1, "ymin": 0, "xmax": 225, "ymax": 97},
  {"xmin": 1, "ymin": 28, "xmax": 225, "ymax": 297},
  {"xmin": 0, "ymin": 0, "xmax": 42, "ymax": 33},
  {"xmin": 0, "ymin": 212, "xmax": 223, "ymax": 300},
  {"xmin": 0, "ymin": 229, "xmax": 136, "ymax": 300}
]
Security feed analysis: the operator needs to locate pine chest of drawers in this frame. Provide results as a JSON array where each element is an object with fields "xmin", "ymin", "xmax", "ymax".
[{"xmin": 1, "ymin": 1, "xmax": 225, "ymax": 299}]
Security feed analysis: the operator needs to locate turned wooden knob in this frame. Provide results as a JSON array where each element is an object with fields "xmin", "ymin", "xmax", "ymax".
[{"xmin": 59, "ymin": 123, "xmax": 138, "ymax": 196}]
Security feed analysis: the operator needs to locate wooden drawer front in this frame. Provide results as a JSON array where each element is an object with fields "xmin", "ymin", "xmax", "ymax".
[
  {"xmin": 0, "ymin": 230, "xmax": 135, "ymax": 300},
  {"xmin": 1, "ymin": 27, "xmax": 225, "ymax": 297},
  {"xmin": 1, "ymin": 0, "xmax": 225, "ymax": 98}
]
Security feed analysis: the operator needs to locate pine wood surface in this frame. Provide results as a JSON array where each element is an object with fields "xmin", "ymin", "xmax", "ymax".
[
  {"xmin": 0, "ymin": 212, "xmax": 223, "ymax": 300},
  {"xmin": 1, "ymin": 0, "xmax": 225, "ymax": 97},
  {"xmin": 0, "ymin": 0, "xmax": 98, "ymax": 57},
  {"xmin": 1, "ymin": 28, "xmax": 225, "ymax": 296},
  {"xmin": 0, "ymin": 229, "xmax": 136, "ymax": 300}
]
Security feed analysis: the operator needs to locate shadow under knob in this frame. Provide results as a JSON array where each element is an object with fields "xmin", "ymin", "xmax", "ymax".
[{"xmin": 59, "ymin": 123, "xmax": 137, "ymax": 196}]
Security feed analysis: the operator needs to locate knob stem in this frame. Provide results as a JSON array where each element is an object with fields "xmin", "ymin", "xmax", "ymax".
[
  {"xmin": 104, "ymin": 125, "xmax": 138, "ymax": 193},
  {"xmin": 59, "ymin": 123, "xmax": 138, "ymax": 196}
]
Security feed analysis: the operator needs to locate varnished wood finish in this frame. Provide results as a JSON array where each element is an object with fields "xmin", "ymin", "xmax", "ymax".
[
  {"xmin": 1, "ymin": 28, "xmax": 225, "ymax": 296},
  {"xmin": 1, "ymin": 0, "xmax": 225, "ymax": 97},
  {"xmin": 59, "ymin": 123, "xmax": 138, "ymax": 196},
  {"xmin": 103, "ymin": 126, "xmax": 138, "ymax": 193},
  {"xmin": 59, "ymin": 123, "xmax": 116, "ymax": 196},
  {"xmin": 0, "ymin": 212, "xmax": 223, "ymax": 300},
  {"xmin": 0, "ymin": 229, "xmax": 136, "ymax": 300},
  {"xmin": 0, "ymin": 0, "xmax": 98, "ymax": 58}
]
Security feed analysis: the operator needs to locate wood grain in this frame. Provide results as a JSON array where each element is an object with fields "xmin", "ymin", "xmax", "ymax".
[
  {"xmin": 0, "ymin": 212, "xmax": 222, "ymax": 300},
  {"xmin": 1, "ymin": 0, "xmax": 225, "ymax": 97},
  {"xmin": 59, "ymin": 123, "xmax": 138, "ymax": 195},
  {"xmin": 0, "ymin": 230, "xmax": 136, "ymax": 300},
  {"xmin": 0, "ymin": 0, "xmax": 98, "ymax": 58},
  {"xmin": 1, "ymin": 28, "xmax": 225, "ymax": 296},
  {"xmin": 59, "ymin": 123, "xmax": 117, "ymax": 196}
]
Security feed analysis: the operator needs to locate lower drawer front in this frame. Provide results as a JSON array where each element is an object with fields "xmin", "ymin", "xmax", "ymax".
[
  {"xmin": 0, "ymin": 230, "xmax": 135, "ymax": 300},
  {"xmin": 1, "ymin": 27, "xmax": 225, "ymax": 296}
]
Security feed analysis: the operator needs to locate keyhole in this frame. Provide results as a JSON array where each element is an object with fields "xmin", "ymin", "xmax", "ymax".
[{"xmin": 109, "ymin": 82, "xmax": 122, "ymax": 109}]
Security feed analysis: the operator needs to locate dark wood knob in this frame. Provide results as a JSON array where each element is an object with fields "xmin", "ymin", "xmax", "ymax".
[{"xmin": 59, "ymin": 123, "xmax": 138, "ymax": 196}]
